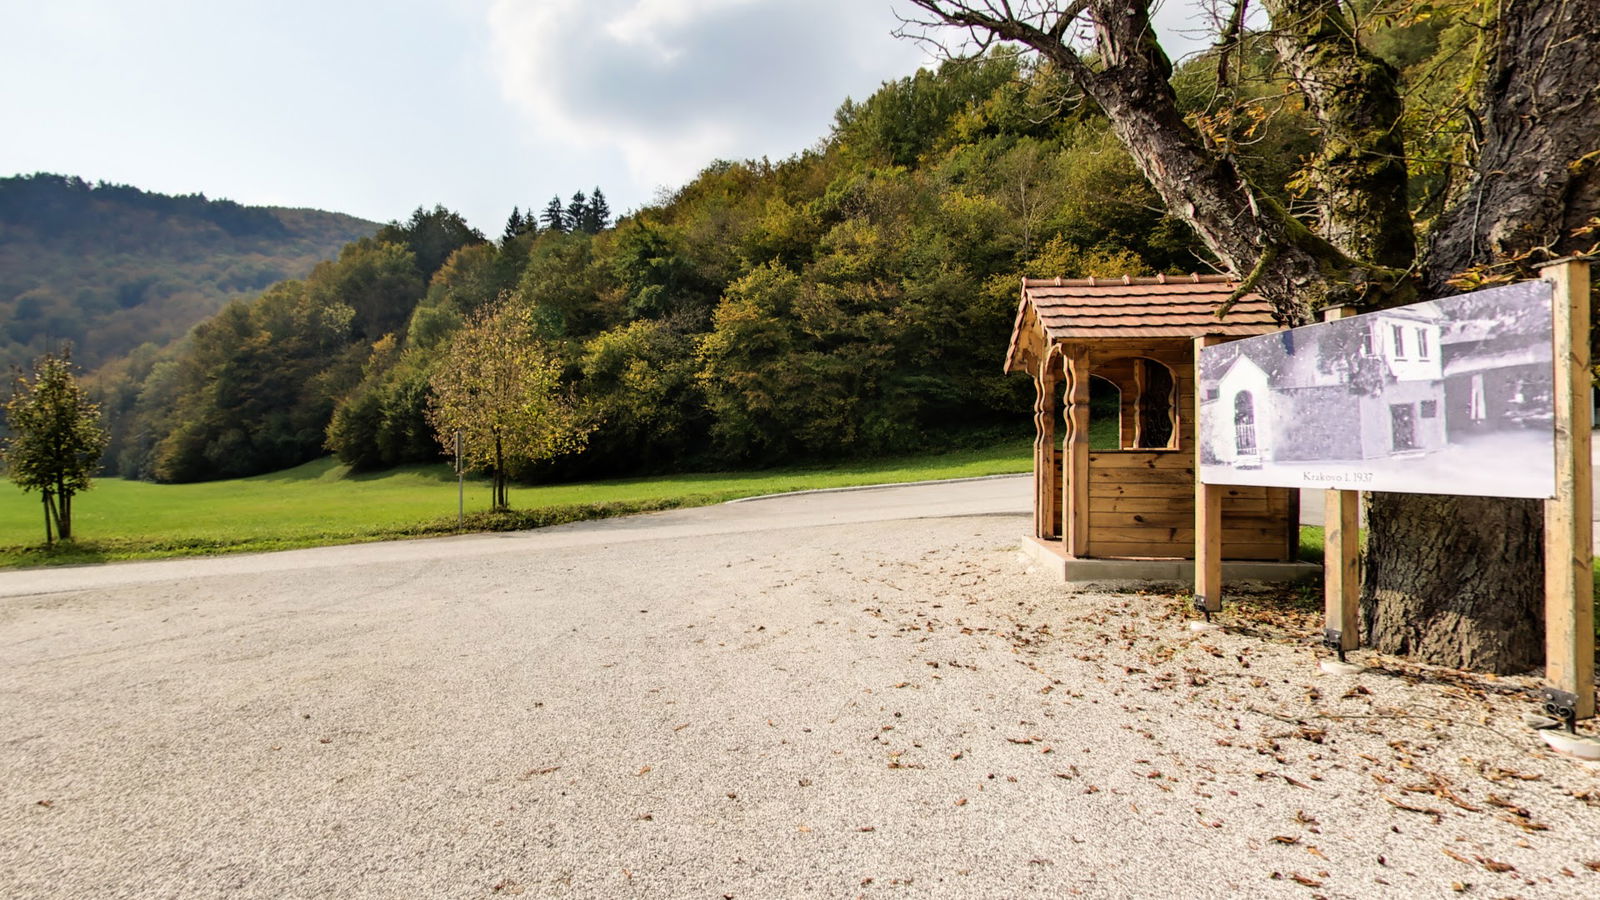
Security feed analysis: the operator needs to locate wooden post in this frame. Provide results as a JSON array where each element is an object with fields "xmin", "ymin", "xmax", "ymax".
[
  {"xmin": 1323, "ymin": 306, "xmax": 1360, "ymax": 653},
  {"xmin": 1064, "ymin": 346, "xmax": 1091, "ymax": 557},
  {"xmin": 1194, "ymin": 335, "xmax": 1223, "ymax": 613},
  {"xmin": 1541, "ymin": 259, "xmax": 1595, "ymax": 718},
  {"xmin": 1032, "ymin": 356, "xmax": 1060, "ymax": 540}
]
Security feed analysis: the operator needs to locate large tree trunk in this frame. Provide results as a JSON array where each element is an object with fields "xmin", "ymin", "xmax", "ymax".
[
  {"xmin": 905, "ymin": 0, "xmax": 1598, "ymax": 671},
  {"xmin": 1364, "ymin": 493, "xmax": 1545, "ymax": 671},
  {"xmin": 1363, "ymin": 0, "xmax": 1600, "ymax": 672}
]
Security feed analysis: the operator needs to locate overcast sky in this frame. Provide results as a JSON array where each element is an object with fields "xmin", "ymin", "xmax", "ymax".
[{"xmin": 0, "ymin": 1, "xmax": 1216, "ymax": 234}]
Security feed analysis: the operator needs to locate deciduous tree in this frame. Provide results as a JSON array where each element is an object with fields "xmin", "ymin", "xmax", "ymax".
[
  {"xmin": 902, "ymin": 0, "xmax": 1600, "ymax": 672},
  {"xmin": 3, "ymin": 349, "xmax": 109, "ymax": 543},
  {"xmin": 425, "ymin": 299, "xmax": 592, "ymax": 509}
]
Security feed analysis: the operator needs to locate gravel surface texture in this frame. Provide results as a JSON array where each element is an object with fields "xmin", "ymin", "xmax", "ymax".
[{"xmin": 2, "ymin": 479, "xmax": 1598, "ymax": 899}]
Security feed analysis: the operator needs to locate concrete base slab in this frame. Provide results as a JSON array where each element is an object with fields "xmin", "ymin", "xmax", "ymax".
[
  {"xmin": 1018, "ymin": 537, "xmax": 1320, "ymax": 591},
  {"xmin": 1319, "ymin": 660, "xmax": 1365, "ymax": 676}
]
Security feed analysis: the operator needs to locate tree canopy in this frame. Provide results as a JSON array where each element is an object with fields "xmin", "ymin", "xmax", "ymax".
[
  {"xmin": 425, "ymin": 300, "xmax": 592, "ymax": 509},
  {"xmin": 902, "ymin": 0, "xmax": 1599, "ymax": 673},
  {"xmin": 3, "ymin": 350, "xmax": 109, "ymax": 542}
]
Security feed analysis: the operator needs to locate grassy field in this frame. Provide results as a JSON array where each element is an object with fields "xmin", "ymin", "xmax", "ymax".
[{"xmin": 0, "ymin": 438, "xmax": 1034, "ymax": 567}]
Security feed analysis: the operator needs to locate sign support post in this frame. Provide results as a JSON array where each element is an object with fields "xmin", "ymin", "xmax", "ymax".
[
  {"xmin": 1194, "ymin": 335, "xmax": 1223, "ymax": 617},
  {"xmin": 455, "ymin": 430, "xmax": 464, "ymax": 526},
  {"xmin": 1540, "ymin": 259, "xmax": 1595, "ymax": 720},
  {"xmin": 1322, "ymin": 306, "xmax": 1361, "ymax": 659}
]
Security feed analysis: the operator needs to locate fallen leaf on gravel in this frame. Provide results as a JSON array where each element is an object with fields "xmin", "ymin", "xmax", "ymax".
[
  {"xmin": 955, "ymin": 797, "xmax": 968, "ymax": 806},
  {"xmin": 1382, "ymin": 795, "xmax": 1443, "ymax": 822},
  {"xmin": 1475, "ymin": 857, "xmax": 1514, "ymax": 873},
  {"xmin": 636, "ymin": 766, "xmax": 652, "ymax": 776},
  {"xmin": 1288, "ymin": 872, "xmax": 1322, "ymax": 887},
  {"xmin": 1496, "ymin": 813, "xmax": 1549, "ymax": 832},
  {"xmin": 35, "ymin": 800, "xmax": 52, "ymax": 808},
  {"xmin": 1443, "ymin": 848, "xmax": 1474, "ymax": 866},
  {"xmin": 1485, "ymin": 795, "xmax": 1528, "ymax": 817},
  {"xmin": 857, "ymin": 826, "xmax": 875, "ymax": 832},
  {"xmin": 518, "ymin": 766, "xmax": 561, "ymax": 779},
  {"xmin": 673, "ymin": 723, "xmax": 689, "ymax": 732},
  {"xmin": 318, "ymin": 738, "xmax": 332, "ymax": 744},
  {"xmin": 1481, "ymin": 765, "xmax": 1541, "ymax": 783},
  {"xmin": 1451, "ymin": 882, "xmax": 1467, "ymax": 892},
  {"xmin": 491, "ymin": 878, "xmax": 524, "ymax": 894},
  {"xmin": 797, "ymin": 825, "xmax": 811, "ymax": 833},
  {"xmin": 1269, "ymin": 835, "xmax": 1300, "ymax": 845},
  {"xmin": 1582, "ymin": 860, "xmax": 1600, "ymax": 872},
  {"xmin": 951, "ymin": 751, "xmax": 964, "ymax": 760}
]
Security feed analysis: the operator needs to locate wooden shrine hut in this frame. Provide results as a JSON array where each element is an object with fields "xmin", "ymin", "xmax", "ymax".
[{"xmin": 1005, "ymin": 274, "xmax": 1306, "ymax": 583}]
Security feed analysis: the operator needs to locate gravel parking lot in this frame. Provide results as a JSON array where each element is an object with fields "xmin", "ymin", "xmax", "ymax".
[{"xmin": 2, "ymin": 479, "xmax": 1597, "ymax": 898}]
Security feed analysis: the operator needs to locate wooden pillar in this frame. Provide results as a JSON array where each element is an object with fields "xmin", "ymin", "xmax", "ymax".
[
  {"xmin": 1541, "ymin": 259, "xmax": 1595, "ymax": 718},
  {"xmin": 1194, "ymin": 335, "xmax": 1223, "ymax": 612},
  {"xmin": 1323, "ymin": 306, "xmax": 1360, "ymax": 653},
  {"xmin": 1032, "ymin": 355, "xmax": 1060, "ymax": 540},
  {"xmin": 1064, "ymin": 346, "xmax": 1091, "ymax": 557}
]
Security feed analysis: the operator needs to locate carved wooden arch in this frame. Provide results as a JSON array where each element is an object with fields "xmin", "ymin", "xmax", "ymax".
[
  {"xmin": 1091, "ymin": 355, "xmax": 1180, "ymax": 450},
  {"xmin": 1031, "ymin": 345, "xmax": 1067, "ymax": 539}
]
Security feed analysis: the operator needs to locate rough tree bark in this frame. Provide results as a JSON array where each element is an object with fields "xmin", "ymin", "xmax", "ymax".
[
  {"xmin": 903, "ymin": 0, "xmax": 1600, "ymax": 671},
  {"xmin": 1365, "ymin": 0, "xmax": 1600, "ymax": 670}
]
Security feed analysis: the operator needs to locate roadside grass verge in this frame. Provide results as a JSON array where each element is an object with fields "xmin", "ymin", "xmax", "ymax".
[{"xmin": 0, "ymin": 438, "xmax": 1032, "ymax": 568}]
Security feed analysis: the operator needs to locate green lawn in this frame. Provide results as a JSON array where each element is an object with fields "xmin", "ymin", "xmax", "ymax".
[{"xmin": 0, "ymin": 438, "xmax": 1034, "ymax": 567}]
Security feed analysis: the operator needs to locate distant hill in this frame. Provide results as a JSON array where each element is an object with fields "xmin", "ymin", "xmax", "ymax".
[{"xmin": 0, "ymin": 173, "xmax": 378, "ymax": 371}]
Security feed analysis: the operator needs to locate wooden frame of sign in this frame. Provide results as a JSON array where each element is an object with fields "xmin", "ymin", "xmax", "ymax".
[
  {"xmin": 1541, "ymin": 259, "xmax": 1594, "ymax": 718},
  {"xmin": 1194, "ymin": 260, "xmax": 1594, "ymax": 718}
]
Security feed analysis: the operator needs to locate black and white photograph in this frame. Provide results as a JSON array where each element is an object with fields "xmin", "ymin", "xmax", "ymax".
[{"xmin": 1198, "ymin": 280, "xmax": 1557, "ymax": 498}]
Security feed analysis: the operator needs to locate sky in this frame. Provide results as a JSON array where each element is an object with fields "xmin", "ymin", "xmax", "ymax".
[{"xmin": 0, "ymin": 1, "xmax": 1219, "ymax": 235}]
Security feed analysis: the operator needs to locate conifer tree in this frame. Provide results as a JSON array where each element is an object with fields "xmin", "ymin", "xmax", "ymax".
[
  {"xmin": 566, "ymin": 191, "xmax": 590, "ymax": 234},
  {"xmin": 583, "ymin": 187, "xmax": 611, "ymax": 233},
  {"xmin": 503, "ymin": 207, "xmax": 525, "ymax": 244},
  {"xmin": 540, "ymin": 195, "xmax": 567, "ymax": 232}
]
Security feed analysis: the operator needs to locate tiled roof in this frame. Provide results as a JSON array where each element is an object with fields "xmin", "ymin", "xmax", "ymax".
[
  {"xmin": 1006, "ymin": 274, "xmax": 1283, "ymax": 372},
  {"xmin": 1023, "ymin": 275, "xmax": 1279, "ymax": 337}
]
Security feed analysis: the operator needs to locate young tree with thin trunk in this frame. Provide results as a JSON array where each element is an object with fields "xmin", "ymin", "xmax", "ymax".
[
  {"xmin": 902, "ymin": 0, "xmax": 1600, "ymax": 672},
  {"xmin": 425, "ymin": 298, "xmax": 593, "ymax": 510},
  {"xmin": 3, "ymin": 350, "xmax": 110, "ymax": 543}
]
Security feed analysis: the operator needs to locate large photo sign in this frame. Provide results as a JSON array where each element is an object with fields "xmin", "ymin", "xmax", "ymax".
[{"xmin": 1198, "ymin": 281, "xmax": 1556, "ymax": 498}]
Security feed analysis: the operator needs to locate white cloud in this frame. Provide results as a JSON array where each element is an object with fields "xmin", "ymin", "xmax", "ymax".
[{"xmin": 486, "ymin": 0, "xmax": 929, "ymax": 196}]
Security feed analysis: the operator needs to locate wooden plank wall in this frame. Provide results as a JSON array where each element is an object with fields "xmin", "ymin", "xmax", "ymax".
[{"xmin": 1081, "ymin": 341, "xmax": 1294, "ymax": 561}]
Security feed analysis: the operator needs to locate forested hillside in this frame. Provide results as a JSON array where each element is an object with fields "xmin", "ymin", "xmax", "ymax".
[
  {"xmin": 100, "ymin": 27, "xmax": 1461, "ymax": 484},
  {"xmin": 0, "ymin": 174, "xmax": 377, "ymax": 371}
]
